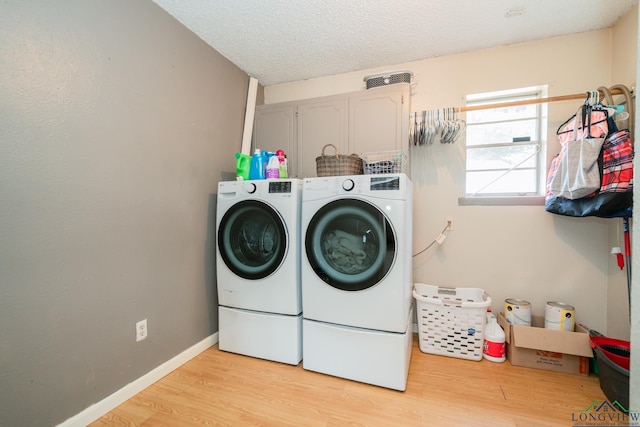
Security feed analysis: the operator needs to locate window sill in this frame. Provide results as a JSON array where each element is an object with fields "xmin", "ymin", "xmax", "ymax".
[{"xmin": 458, "ymin": 196, "xmax": 545, "ymax": 206}]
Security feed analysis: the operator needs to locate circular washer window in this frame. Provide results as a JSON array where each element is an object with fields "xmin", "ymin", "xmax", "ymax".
[
  {"xmin": 218, "ymin": 200, "xmax": 287, "ymax": 280},
  {"xmin": 305, "ymin": 199, "xmax": 396, "ymax": 291}
]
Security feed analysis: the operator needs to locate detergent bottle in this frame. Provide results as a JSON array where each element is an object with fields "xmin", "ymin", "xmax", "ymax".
[
  {"xmin": 266, "ymin": 153, "xmax": 280, "ymax": 179},
  {"xmin": 249, "ymin": 149, "xmax": 267, "ymax": 180},
  {"xmin": 276, "ymin": 149, "xmax": 288, "ymax": 179},
  {"xmin": 483, "ymin": 312, "xmax": 506, "ymax": 362},
  {"xmin": 235, "ymin": 152, "xmax": 251, "ymax": 180}
]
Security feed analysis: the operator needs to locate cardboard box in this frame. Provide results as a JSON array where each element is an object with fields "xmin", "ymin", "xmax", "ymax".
[{"xmin": 497, "ymin": 312, "xmax": 593, "ymax": 376}]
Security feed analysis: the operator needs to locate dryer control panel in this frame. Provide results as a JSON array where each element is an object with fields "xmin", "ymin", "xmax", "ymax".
[
  {"xmin": 268, "ymin": 181, "xmax": 292, "ymax": 193},
  {"xmin": 370, "ymin": 176, "xmax": 400, "ymax": 191}
]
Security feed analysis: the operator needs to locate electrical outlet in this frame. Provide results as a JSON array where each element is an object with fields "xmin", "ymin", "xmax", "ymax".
[
  {"xmin": 446, "ymin": 218, "xmax": 454, "ymax": 231},
  {"xmin": 136, "ymin": 319, "xmax": 147, "ymax": 342}
]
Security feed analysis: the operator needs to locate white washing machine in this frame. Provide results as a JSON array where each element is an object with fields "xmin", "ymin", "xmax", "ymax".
[
  {"xmin": 216, "ymin": 179, "xmax": 302, "ymax": 365},
  {"xmin": 300, "ymin": 173, "xmax": 413, "ymax": 390}
]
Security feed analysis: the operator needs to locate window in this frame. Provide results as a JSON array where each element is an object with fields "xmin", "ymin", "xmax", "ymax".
[{"xmin": 465, "ymin": 86, "xmax": 547, "ymax": 197}]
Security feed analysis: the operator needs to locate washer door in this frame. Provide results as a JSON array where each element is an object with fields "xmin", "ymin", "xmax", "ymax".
[
  {"xmin": 305, "ymin": 199, "xmax": 395, "ymax": 291},
  {"xmin": 218, "ymin": 200, "xmax": 287, "ymax": 280}
]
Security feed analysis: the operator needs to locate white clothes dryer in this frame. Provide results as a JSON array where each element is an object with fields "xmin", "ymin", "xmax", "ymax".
[
  {"xmin": 216, "ymin": 179, "xmax": 302, "ymax": 365},
  {"xmin": 300, "ymin": 174, "xmax": 413, "ymax": 390},
  {"xmin": 301, "ymin": 174, "xmax": 413, "ymax": 332}
]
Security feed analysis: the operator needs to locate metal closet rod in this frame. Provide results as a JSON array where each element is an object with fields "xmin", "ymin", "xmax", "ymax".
[{"xmin": 460, "ymin": 87, "xmax": 633, "ymax": 112}]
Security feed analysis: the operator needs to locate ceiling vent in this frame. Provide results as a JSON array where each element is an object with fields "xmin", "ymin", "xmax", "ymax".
[{"xmin": 363, "ymin": 70, "xmax": 413, "ymax": 89}]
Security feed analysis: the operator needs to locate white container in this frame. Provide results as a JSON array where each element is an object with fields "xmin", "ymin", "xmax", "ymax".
[
  {"xmin": 504, "ymin": 298, "xmax": 532, "ymax": 326},
  {"xmin": 544, "ymin": 301, "xmax": 575, "ymax": 331},
  {"xmin": 266, "ymin": 154, "xmax": 280, "ymax": 179},
  {"xmin": 413, "ymin": 283, "xmax": 491, "ymax": 361},
  {"xmin": 483, "ymin": 313, "xmax": 506, "ymax": 362}
]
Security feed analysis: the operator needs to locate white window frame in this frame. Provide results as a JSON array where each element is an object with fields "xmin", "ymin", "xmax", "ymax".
[{"xmin": 461, "ymin": 86, "xmax": 548, "ymax": 205}]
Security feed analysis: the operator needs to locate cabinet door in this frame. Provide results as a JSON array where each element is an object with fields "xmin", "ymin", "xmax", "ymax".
[
  {"xmin": 297, "ymin": 98, "xmax": 348, "ymax": 178},
  {"xmin": 348, "ymin": 86, "xmax": 410, "ymax": 157},
  {"xmin": 253, "ymin": 103, "xmax": 296, "ymax": 172}
]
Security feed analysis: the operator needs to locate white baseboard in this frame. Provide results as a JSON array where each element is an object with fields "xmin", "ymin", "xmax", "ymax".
[{"xmin": 57, "ymin": 332, "xmax": 219, "ymax": 427}]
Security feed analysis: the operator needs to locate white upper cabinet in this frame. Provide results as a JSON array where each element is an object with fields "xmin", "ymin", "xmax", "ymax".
[
  {"xmin": 349, "ymin": 87, "xmax": 409, "ymax": 155},
  {"xmin": 253, "ymin": 103, "xmax": 295, "ymax": 159},
  {"xmin": 296, "ymin": 98, "xmax": 348, "ymax": 178},
  {"xmin": 253, "ymin": 84, "xmax": 410, "ymax": 178}
]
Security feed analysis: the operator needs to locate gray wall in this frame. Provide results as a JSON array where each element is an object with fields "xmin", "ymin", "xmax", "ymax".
[{"xmin": 0, "ymin": 1, "xmax": 247, "ymax": 425}]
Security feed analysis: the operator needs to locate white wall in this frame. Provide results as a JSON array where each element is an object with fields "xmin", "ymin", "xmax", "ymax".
[{"xmin": 265, "ymin": 27, "xmax": 636, "ymax": 337}]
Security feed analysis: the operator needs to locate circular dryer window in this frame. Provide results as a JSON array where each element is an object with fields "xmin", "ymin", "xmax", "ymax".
[
  {"xmin": 305, "ymin": 199, "xmax": 396, "ymax": 291},
  {"xmin": 218, "ymin": 200, "xmax": 287, "ymax": 280}
]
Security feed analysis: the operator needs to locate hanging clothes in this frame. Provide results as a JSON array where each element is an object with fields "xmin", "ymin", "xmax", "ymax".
[{"xmin": 545, "ymin": 85, "xmax": 634, "ymax": 218}]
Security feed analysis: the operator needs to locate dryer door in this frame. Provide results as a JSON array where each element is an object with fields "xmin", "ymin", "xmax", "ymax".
[
  {"xmin": 305, "ymin": 199, "xmax": 395, "ymax": 291},
  {"xmin": 218, "ymin": 200, "xmax": 287, "ymax": 280}
]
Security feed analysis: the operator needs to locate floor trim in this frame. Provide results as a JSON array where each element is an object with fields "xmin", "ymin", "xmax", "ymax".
[{"xmin": 57, "ymin": 333, "xmax": 219, "ymax": 427}]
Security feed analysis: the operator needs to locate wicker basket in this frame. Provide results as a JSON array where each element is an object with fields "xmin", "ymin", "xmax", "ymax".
[{"xmin": 316, "ymin": 144, "xmax": 364, "ymax": 177}]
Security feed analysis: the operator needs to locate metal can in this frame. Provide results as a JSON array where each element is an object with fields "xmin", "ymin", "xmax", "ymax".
[
  {"xmin": 544, "ymin": 302, "xmax": 575, "ymax": 331},
  {"xmin": 504, "ymin": 299, "xmax": 531, "ymax": 326}
]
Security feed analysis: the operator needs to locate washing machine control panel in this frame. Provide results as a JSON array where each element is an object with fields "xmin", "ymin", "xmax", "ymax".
[{"xmin": 341, "ymin": 179, "xmax": 355, "ymax": 191}]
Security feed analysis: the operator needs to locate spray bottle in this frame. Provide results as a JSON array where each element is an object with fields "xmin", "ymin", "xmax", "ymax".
[{"xmin": 276, "ymin": 149, "xmax": 288, "ymax": 179}]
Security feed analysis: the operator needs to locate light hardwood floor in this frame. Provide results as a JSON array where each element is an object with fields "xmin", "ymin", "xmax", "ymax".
[{"xmin": 92, "ymin": 335, "xmax": 606, "ymax": 426}]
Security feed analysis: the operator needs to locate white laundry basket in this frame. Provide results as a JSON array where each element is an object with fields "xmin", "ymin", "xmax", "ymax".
[{"xmin": 413, "ymin": 283, "xmax": 491, "ymax": 361}]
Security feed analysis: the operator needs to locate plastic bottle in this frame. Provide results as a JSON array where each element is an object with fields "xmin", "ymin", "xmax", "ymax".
[
  {"xmin": 249, "ymin": 149, "xmax": 266, "ymax": 180},
  {"xmin": 483, "ymin": 312, "xmax": 506, "ymax": 362},
  {"xmin": 266, "ymin": 154, "xmax": 280, "ymax": 179},
  {"xmin": 235, "ymin": 153, "xmax": 251, "ymax": 180},
  {"xmin": 276, "ymin": 149, "xmax": 288, "ymax": 179}
]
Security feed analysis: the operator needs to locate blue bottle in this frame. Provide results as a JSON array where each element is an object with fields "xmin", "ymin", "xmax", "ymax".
[{"xmin": 249, "ymin": 149, "xmax": 266, "ymax": 180}]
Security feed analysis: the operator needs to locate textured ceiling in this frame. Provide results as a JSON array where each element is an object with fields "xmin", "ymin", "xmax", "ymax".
[{"xmin": 152, "ymin": 0, "xmax": 638, "ymax": 86}]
